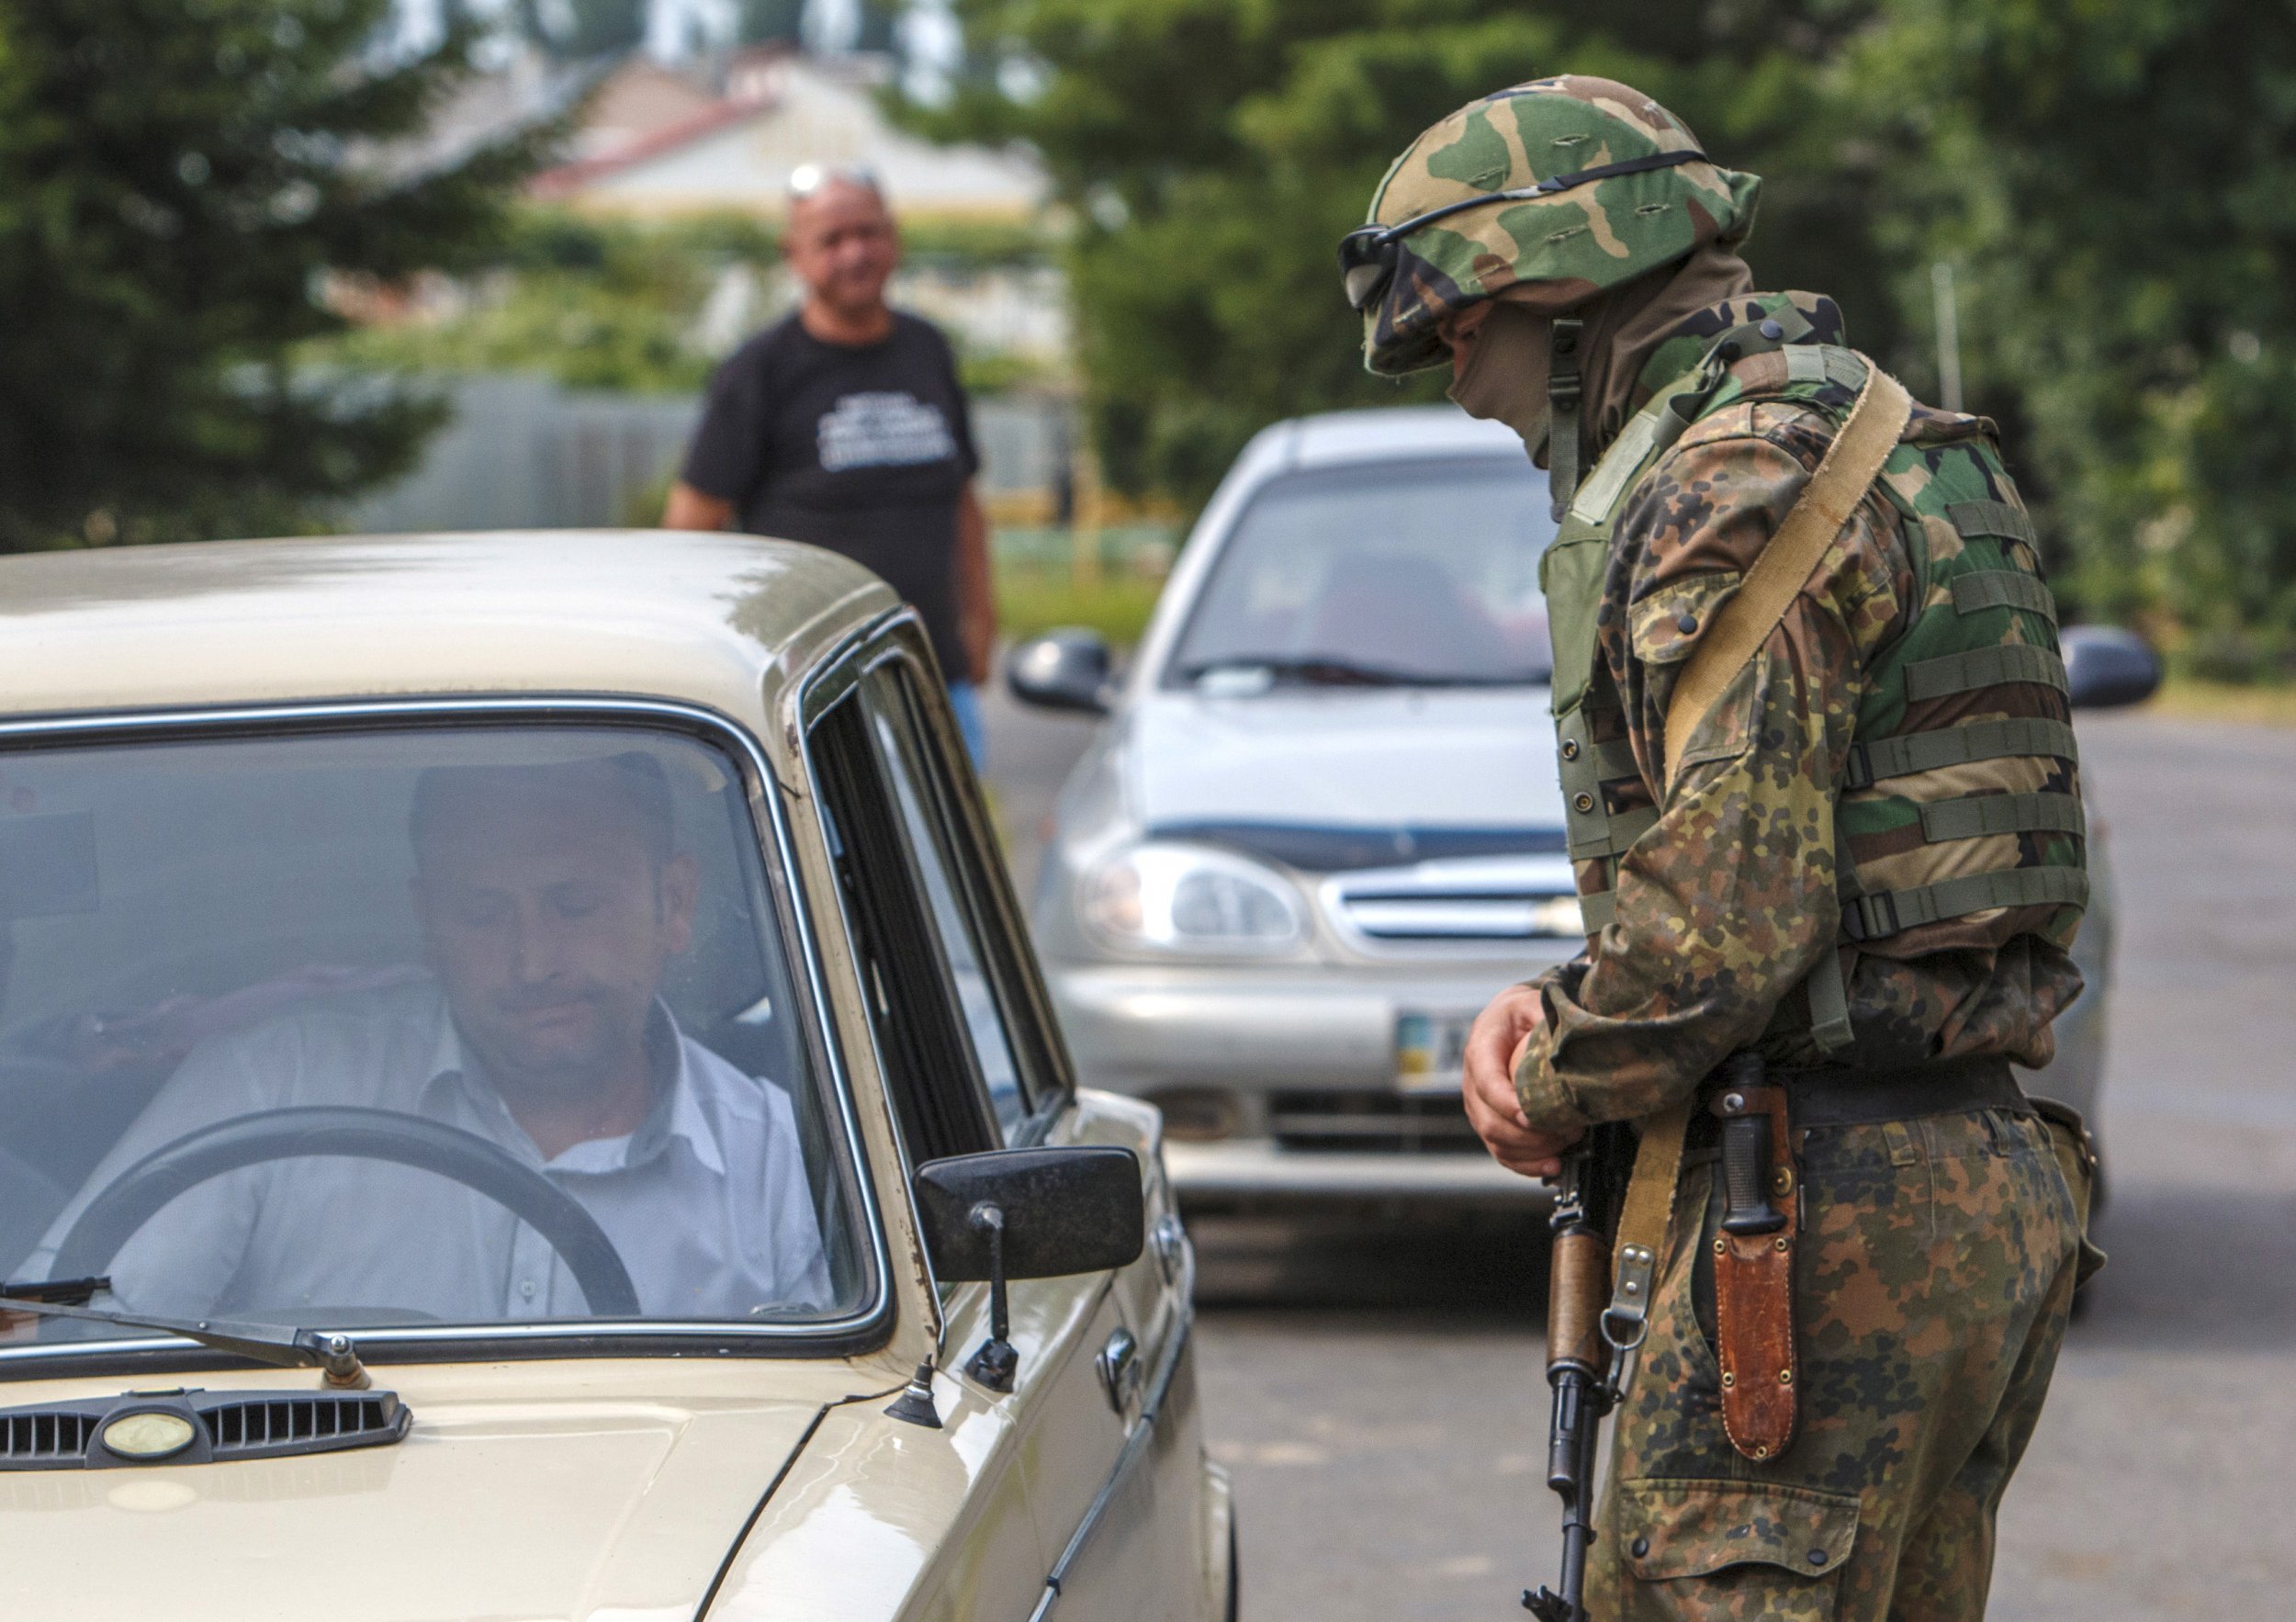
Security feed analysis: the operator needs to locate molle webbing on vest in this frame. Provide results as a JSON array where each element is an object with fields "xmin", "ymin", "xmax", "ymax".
[
  {"xmin": 1945, "ymin": 501, "xmax": 2037, "ymax": 545},
  {"xmin": 1587, "ymin": 738, "xmax": 1641, "ymax": 779},
  {"xmin": 1841, "ymin": 866, "xmax": 2089, "ymax": 942},
  {"xmin": 1904, "ymin": 644, "xmax": 2067, "ymax": 702},
  {"xmin": 1843, "ymin": 716, "xmax": 2078, "ymax": 790},
  {"xmin": 1784, "ymin": 344, "xmax": 1869, "ymax": 390},
  {"xmin": 1569, "ymin": 805, "xmax": 1660, "ymax": 862},
  {"xmin": 1952, "ymin": 571, "xmax": 2057, "ymax": 620},
  {"xmin": 1558, "ymin": 706, "xmax": 1658, "ymax": 861},
  {"xmin": 1919, "ymin": 791, "xmax": 2085, "ymax": 842}
]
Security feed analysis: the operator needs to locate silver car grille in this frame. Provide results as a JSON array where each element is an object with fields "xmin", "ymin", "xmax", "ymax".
[
  {"xmin": 1268, "ymin": 1089, "xmax": 1482, "ymax": 1154},
  {"xmin": 1322, "ymin": 854, "xmax": 1583, "ymax": 944}
]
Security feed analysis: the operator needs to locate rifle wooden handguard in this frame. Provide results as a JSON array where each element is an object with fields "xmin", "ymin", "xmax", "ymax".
[{"xmin": 1547, "ymin": 1225, "xmax": 1611, "ymax": 1375}]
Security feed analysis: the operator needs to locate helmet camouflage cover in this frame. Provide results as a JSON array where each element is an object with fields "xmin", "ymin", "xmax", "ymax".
[{"xmin": 1354, "ymin": 75, "xmax": 1762, "ymax": 376}]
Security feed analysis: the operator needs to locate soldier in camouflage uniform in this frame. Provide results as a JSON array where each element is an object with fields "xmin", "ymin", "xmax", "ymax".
[{"xmin": 1341, "ymin": 77, "xmax": 2102, "ymax": 1618}]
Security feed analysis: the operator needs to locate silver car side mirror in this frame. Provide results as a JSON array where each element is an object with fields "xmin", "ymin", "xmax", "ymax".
[
  {"xmin": 2061, "ymin": 625, "xmax": 2162, "ymax": 710},
  {"xmin": 1004, "ymin": 630, "xmax": 1114, "ymax": 715}
]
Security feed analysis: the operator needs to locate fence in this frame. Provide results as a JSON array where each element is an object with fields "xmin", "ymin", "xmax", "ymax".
[{"xmin": 344, "ymin": 374, "xmax": 1080, "ymax": 535}]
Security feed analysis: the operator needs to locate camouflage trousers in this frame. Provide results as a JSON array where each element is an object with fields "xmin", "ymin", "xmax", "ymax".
[{"xmin": 1585, "ymin": 1106, "xmax": 2092, "ymax": 1621}]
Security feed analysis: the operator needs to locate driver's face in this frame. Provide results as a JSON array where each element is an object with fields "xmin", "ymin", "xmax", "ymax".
[{"xmin": 413, "ymin": 794, "xmax": 696, "ymax": 1099}]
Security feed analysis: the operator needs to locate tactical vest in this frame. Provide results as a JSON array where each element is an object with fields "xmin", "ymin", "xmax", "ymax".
[{"xmin": 1539, "ymin": 314, "xmax": 2087, "ymax": 1055}]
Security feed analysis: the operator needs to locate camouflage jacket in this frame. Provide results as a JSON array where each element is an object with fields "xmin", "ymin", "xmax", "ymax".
[{"xmin": 1513, "ymin": 292, "xmax": 2087, "ymax": 1134}]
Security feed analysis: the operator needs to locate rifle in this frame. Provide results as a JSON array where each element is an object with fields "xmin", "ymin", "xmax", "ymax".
[{"xmin": 1524, "ymin": 1121, "xmax": 1637, "ymax": 1622}]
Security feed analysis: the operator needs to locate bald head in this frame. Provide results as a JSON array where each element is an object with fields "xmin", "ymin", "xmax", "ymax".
[{"xmin": 785, "ymin": 174, "xmax": 899, "ymax": 333}]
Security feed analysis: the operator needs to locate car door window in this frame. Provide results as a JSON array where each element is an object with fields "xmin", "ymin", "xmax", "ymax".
[
  {"xmin": 867, "ymin": 695, "xmax": 1030, "ymax": 1130},
  {"xmin": 809, "ymin": 655, "xmax": 1055, "ymax": 1159}
]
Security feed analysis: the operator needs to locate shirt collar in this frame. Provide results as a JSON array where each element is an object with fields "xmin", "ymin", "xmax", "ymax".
[{"xmin": 418, "ymin": 995, "xmax": 727, "ymax": 1177}]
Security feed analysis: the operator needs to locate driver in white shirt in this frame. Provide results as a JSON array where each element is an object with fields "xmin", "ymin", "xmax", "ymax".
[{"xmin": 30, "ymin": 753, "xmax": 831, "ymax": 1323}]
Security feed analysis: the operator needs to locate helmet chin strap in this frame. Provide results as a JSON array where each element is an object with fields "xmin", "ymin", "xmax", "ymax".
[{"xmin": 1547, "ymin": 317, "xmax": 1583, "ymax": 522}]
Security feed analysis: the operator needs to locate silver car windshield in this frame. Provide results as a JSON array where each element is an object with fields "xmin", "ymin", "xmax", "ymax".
[
  {"xmin": 1167, "ymin": 456, "xmax": 1555, "ymax": 689},
  {"xmin": 0, "ymin": 722, "xmax": 867, "ymax": 1347}
]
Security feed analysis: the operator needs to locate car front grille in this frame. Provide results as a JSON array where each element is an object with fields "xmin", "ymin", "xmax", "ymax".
[
  {"xmin": 0, "ymin": 1409, "xmax": 96, "ymax": 1465},
  {"xmin": 1268, "ymin": 1089, "xmax": 1482, "ymax": 1154},
  {"xmin": 0, "ymin": 1389, "xmax": 408, "ymax": 1470},
  {"xmin": 205, "ymin": 1395, "xmax": 400, "ymax": 1454},
  {"xmin": 1322, "ymin": 853, "xmax": 1583, "ymax": 944}
]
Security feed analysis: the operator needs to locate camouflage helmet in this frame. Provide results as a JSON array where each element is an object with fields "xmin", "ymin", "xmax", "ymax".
[{"xmin": 1342, "ymin": 76, "xmax": 1762, "ymax": 376}]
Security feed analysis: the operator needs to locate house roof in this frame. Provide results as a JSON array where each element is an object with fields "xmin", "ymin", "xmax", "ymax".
[{"xmin": 529, "ymin": 54, "xmax": 1044, "ymax": 220}]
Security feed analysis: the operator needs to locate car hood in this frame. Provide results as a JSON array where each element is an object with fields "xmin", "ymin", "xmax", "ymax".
[
  {"xmin": 1125, "ymin": 687, "xmax": 1565, "ymax": 840},
  {"xmin": 0, "ymin": 1365, "xmax": 838, "ymax": 1621}
]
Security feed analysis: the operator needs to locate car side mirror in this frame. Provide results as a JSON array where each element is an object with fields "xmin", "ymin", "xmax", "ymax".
[
  {"xmin": 2061, "ymin": 625, "xmax": 2162, "ymax": 710},
  {"xmin": 913, "ymin": 1145, "xmax": 1143, "ymax": 1392},
  {"xmin": 1005, "ymin": 629, "xmax": 1114, "ymax": 715}
]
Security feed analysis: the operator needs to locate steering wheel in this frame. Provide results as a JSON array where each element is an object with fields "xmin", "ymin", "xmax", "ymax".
[{"xmin": 50, "ymin": 1106, "xmax": 641, "ymax": 1318}]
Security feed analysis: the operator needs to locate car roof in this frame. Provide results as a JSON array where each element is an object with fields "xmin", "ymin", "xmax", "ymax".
[
  {"xmin": 0, "ymin": 530, "xmax": 897, "ymax": 728},
  {"xmin": 1280, "ymin": 404, "xmax": 1525, "ymax": 468}
]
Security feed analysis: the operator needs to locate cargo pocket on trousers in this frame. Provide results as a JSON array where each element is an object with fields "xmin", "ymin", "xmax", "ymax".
[
  {"xmin": 2031, "ymin": 1097, "xmax": 2108, "ymax": 1287},
  {"xmin": 1616, "ymin": 1479, "xmax": 1860, "ymax": 1620}
]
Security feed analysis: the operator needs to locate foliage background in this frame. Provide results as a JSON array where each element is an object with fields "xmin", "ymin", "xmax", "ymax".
[
  {"xmin": 907, "ymin": 0, "xmax": 1896, "ymax": 508},
  {"xmin": 4, "ymin": 0, "xmax": 2291, "ymax": 673},
  {"xmin": 917, "ymin": 0, "xmax": 2296, "ymax": 672},
  {"xmin": 0, "ymin": 0, "xmax": 557, "ymax": 551},
  {"xmin": 1859, "ymin": 0, "xmax": 2296, "ymax": 677}
]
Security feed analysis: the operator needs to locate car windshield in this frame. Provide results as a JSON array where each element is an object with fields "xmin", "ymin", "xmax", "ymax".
[
  {"xmin": 0, "ymin": 722, "xmax": 869, "ymax": 1353},
  {"xmin": 1166, "ymin": 456, "xmax": 1556, "ymax": 690}
]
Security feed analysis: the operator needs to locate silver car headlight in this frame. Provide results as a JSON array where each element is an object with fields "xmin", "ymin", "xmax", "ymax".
[{"xmin": 1080, "ymin": 842, "xmax": 1307, "ymax": 955}]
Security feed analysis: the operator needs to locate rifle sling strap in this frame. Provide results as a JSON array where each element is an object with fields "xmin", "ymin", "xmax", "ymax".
[
  {"xmin": 1605, "ymin": 359, "xmax": 1914, "ymax": 1373},
  {"xmin": 1661, "ymin": 358, "xmax": 1913, "ymax": 788},
  {"xmin": 1602, "ymin": 1098, "xmax": 1691, "ymax": 1357}
]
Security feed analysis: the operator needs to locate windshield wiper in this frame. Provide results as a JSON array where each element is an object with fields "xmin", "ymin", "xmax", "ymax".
[
  {"xmin": 1, "ymin": 1273, "xmax": 109, "ymax": 1306},
  {"xmin": 0, "ymin": 1288, "xmax": 370, "ymax": 1388},
  {"xmin": 1183, "ymin": 657, "xmax": 1535, "ymax": 689},
  {"xmin": 1183, "ymin": 657, "xmax": 1412, "ymax": 687}
]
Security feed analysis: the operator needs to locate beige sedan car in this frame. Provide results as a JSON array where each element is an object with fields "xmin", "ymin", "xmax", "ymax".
[{"xmin": 0, "ymin": 533, "xmax": 1231, "ymax": 1621}]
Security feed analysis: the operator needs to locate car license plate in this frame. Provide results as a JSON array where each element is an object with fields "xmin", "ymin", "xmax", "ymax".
[{"xmin": 1394, "ymin": 1010, "xmax": 1473, "ymax": 1093}]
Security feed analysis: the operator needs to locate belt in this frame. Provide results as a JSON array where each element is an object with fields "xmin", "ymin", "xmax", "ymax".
[{"xmin": 1771, "ymin": 1052, "xmax": 2026, "ymax": 1128}]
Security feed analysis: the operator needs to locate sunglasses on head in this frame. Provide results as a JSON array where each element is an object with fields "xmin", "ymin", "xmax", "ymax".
[{"xmin": 1337, "ymin": 148, "xmax": 1708, "ymax": 313}]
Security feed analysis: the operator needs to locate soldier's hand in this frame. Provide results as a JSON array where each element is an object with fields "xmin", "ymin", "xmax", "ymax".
[{"xmin": 1462, "ymin": 985, "xmax": 1581, "ymax": 1179}]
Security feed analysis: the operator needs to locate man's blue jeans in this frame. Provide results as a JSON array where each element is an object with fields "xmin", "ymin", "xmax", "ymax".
[{"xmin": 946, "ymin": 681, "xmax": 988, "ymax": 770}]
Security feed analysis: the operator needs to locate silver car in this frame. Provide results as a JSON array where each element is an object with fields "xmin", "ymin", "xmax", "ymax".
[{"xmin": 1007, "ymin": 405, "xmax": 2141, "ymax": 1209}]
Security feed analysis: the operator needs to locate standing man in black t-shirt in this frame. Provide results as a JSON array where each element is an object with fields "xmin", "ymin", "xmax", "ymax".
[{"xmin": 664, "ymin": 164, "xmax": 996, "ymax": 761}]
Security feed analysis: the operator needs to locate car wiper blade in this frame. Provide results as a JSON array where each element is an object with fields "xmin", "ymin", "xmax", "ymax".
[
  {"xmin": 1184, "ymin": 657, "xmax": 1422, "ymax": 687},
  {"xmin": 1183, "ymin": 657, "xmax": 1544, "ymax": 689},
  {"xmin": 0, "ymin": 1274, "xmax": 109, "ymax": 1306},
  {"xmin": 0, "ymin": 1291, "xmax": 370, "ymax": 1386}
]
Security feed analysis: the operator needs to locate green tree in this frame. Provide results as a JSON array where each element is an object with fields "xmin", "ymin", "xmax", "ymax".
[
  {"xmin": 0, "ymin": 0, "xmax": 559, "ymax": 550},
  {"xmin": 856, "ymin": 1, "xmax": 903, "ymax": 55},
  {"xmin": 517, "ymin": 0, "xmax": 647, "ymax": 61},
  {"xmin": 1859, "ymin": 0, "xmax": 2296, "ymax": 669},
  {"xmin": 736, "ymin": 0, "xmax": 810, "ymax": 48},
  {"xmin": 912, "ymin": 0, "xmax": 1890, "ymax": 507}
]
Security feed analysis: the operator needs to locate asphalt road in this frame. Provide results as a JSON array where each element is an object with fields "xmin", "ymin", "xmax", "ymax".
[{"xmin": 981, "ymin": 687, "xmax": 2296, "ymax": 1621}]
